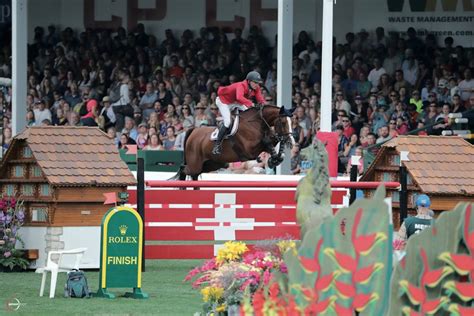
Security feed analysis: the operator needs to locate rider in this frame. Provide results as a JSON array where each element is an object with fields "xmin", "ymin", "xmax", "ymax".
[
  {"xmin": 398, "ymin": 194, "xmax": 434, "ymax": 242},
  {"xmin": 212, "ymin": 71, "xmax": 266, "ymax": 155}
]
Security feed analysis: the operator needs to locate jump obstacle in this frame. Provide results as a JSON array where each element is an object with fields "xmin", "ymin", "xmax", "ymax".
[{"xmin": 127, "ymin": 180, "xmax": 400, "ymax": 260}]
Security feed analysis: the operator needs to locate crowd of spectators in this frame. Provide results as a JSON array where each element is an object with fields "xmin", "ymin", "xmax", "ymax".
[{"xmin": 0, "ymin": 24, "xmax": 473, "ymax": 174}]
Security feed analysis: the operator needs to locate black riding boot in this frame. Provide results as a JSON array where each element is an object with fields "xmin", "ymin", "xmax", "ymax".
[{"xmin": 212, "ymin": 125, "xmax": 228, "ymax": 155}]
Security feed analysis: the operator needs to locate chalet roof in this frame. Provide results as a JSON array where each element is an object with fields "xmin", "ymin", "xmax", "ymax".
[
  {"xmin": 7, "ymin": 127, "xmax": 136, "ymax": 187},
  {"xmin": 360, "ymin": 136, "xmax": 474, "ymax": 196}
]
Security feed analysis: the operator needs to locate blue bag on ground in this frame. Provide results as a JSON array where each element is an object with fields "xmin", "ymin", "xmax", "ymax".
[{"xmin": 64, "ymin": 270, "xmax": 90, "ymax": 298}]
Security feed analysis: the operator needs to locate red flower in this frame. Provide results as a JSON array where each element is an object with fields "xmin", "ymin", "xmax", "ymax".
[
  {"xmin": 438, "ymin": 253, "xmax": 474, "ymax": 275},
  {"xmin": 299, "ymin": 239, "xmax": 323, "ymax": 273},
  {"xmin": 421, "ymin": 266, "xmax": 453, "ymax": 288},
  {"xmin": 353, "ymin": 263, "xmax": 384, "ymax": 284},
  {"xmin": 305, "ymin": 296, "xmax": 336, "ymax": 315},
  {"xmin": 419, "ymin": 248, "xmax": 453, "ymax": 288},
  {"xmin": 286, "ymin": 295, "xmax": 300, "ymax": 315},
  {"xmin": 354, "ymin": 232, "xmax": 387, "ymax": 256},
  {"xmin": 353, "ymin": 293, "xmax": 379, "ymax": 312},
  {"xmin": 252, "ymin": 289, "xmax": 265, "ymax": 316},
  {"xmin": 334, "ymin": 280, "xmax": 356, "ymax": 299},
  {"xmin": 263, "ymin": 270, "xmax": 272, "ymax": 285},
  {"xmin": 444, "ymin": 281, "xmax": 474, "ymax": 302},
  {"xmin": 268, "ymin": 282, "xmax": 280, "ymax": 301},
  {"xmin": 299, "ymin": 255, "xmax": 319, "ymax": 273},
  {"xmin": 447, "ymin": 304, "xmax": 474, "ymax": 316},
  {"xmin": 421, "ymin": 297, "xmax": 449, "ymax": 314},
  {"xmin": 334, "ymin": 302, "xmax": 354, "ymax": 316},
  {"xmin": 399, "ymin": 280, "xmax": 426, "ymax": 305},
  {"xmin": 315, "ymin": 271, "xmax": 341, "ymax": 292},
  {"xmin": 323, "ymin": 248, "xmax": 357, "ymax": 273},
  {"xmin": 401, "ymin": 306, "xmax": 422, "ymax": 316}
]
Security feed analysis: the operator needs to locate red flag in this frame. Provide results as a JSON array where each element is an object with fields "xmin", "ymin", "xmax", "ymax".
[
  {"xmin": 316, "ymin": 132, "xmax": 339, "ymax": 178},
  {"xmin": 126, "ymin": 145, "xmax": 138, "ymax": 155},
  {"xmin": 103, "ymin": 192, "xmax": 117, "ymax": 205}
]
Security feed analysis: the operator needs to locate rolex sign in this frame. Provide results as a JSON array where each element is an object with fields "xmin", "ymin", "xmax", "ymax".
[{"xmin": 96, "ymin": 206, "xmax": 147, "ymax": 299}]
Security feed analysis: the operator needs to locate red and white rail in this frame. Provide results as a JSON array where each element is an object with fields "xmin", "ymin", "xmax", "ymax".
[{"xmin": 128, "ymin": 180, "xmax": 399, "ymax": 259}]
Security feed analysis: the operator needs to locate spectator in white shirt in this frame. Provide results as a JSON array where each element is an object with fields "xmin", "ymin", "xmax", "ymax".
[
  {"xmin": 401, "ymin": 49, "xmax": 418, "ymax": 86},
  {"xmin": 298, "ymin": 41, "xmax": 319, "ymax": 70},
  {"xmin": 111, "ymin": 69, "xmax": 131, "ymax": 131},
  {"xmin": 140, "ymin": 83, "xmax": 158, "ymax": 119},
  {"xmin": 33, "ymin": 100, "xmax": 52, "ymax": 126},
  {"xmin": 99, "ymin": 96, "xmax": 116, "ymax": 130},
  {"xmin": 371, "ymin": 27, "xmax": 389, "ymax": 49},
  {"xmin": 368, "ymin": 58, "xmax": 386, "ymax": 88},
  {"xmin": 383, "ymin": 46, "xmax": 402, "ymax": 77},
  {"xmin": 458, "ymin": 69, "xmax": 474, "ymax": 101},
  {"xmin": 421, "ymin": 79, "xmax": 437, "ymax": 102}
]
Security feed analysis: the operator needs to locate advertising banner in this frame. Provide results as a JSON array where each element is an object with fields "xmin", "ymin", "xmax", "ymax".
[{"xmin": 354, "ymin": 0, "xmax": 474, "ymax": 46}]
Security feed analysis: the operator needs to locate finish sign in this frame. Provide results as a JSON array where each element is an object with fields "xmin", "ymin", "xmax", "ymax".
[{"xmin": 95, "ymin": 206, "xmax": 148, "ymax": 299}]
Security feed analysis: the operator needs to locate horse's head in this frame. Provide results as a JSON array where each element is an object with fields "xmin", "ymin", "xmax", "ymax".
[
  {"xmin": 250, "ymin": 104, "xmax": 296, "ymax": 147},
  {"xmin": 258, "ymin": 105, "xmax": 296, "ymax": 168},
  {"xmin": 274, "ymin": 106, "xmax": 296, "ymax": 147}
]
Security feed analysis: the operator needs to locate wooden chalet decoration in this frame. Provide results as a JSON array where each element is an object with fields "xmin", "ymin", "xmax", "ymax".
[
  {"xmin": 0, "ymin": 127, "xmax": 136, "ymax": 227},
  {"xmin": 360, "ymin": 135, "xmax": 474, "ymax": 227}
]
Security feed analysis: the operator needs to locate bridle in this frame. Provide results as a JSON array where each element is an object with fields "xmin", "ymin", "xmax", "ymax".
[{"xmin": 258, "ymin": 105, "xmax": 292, "ymax": 143}]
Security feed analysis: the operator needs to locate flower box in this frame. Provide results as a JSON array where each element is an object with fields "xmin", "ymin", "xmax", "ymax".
[{"xmin": 24, "ymin": 249, "xmax": 39, "ymax": 260}]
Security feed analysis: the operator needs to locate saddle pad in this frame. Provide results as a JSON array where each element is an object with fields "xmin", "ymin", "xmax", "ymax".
[{"xmin": 210, "ymin": 115, "xmax": 239, "ymax": 141}]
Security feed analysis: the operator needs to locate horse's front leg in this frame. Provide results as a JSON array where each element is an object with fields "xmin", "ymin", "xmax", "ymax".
[
  {"xmin": 267, "ymin": 151, "xmax": 284, "ymax": 168},
  {"xmin": 262, "ymin": 138, "xmax": 283, "ymax": 168},
  {"xmin": 261, "ymin": 138, "xmax": 276, "ymax": 157}
]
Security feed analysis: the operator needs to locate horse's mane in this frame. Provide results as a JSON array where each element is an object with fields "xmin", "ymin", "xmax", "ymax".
[{"xmin": 239, "ymin": 105, "xmax": 279, "ymax": 120}]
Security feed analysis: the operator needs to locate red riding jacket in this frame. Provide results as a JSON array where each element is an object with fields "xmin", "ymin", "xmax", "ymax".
[{"xmin": 217, "ymin": 80, "xmax": 265, "ymax": 108}]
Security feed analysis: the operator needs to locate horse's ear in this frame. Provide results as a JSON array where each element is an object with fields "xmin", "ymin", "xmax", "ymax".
[
  {"xmin": 279, "ymin": 106, "xmax": 294, "ymax": 117},
  {"xmin": 289, "ymin": 107, "xmax": 296, "ymax": 115}
]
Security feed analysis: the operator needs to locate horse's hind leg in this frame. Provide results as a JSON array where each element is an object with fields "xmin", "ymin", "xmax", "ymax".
[
  {"xmin": 178, "ymin": 166, "xmax": 186, "ymax": 181},
  {"xmin": 191, "ymin": 174, "xmax": 200, "ymax": 190},
  {"xmin": 175, "ymin": 166, "xmax": 187, "ymax": 190},
  {"xmin": 184, "ymin": 161, "xmax": 203, "ymax": 178}
]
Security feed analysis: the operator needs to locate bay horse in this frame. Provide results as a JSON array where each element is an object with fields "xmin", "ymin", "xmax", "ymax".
[{"xmin": 177, "ymin": 105, "xmax": 295, "ymax": 180}]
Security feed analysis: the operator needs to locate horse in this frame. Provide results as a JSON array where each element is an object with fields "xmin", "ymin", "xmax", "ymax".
[{"xmin": 177, "ymin": 105, "xmax": 295, "ymax": 180}]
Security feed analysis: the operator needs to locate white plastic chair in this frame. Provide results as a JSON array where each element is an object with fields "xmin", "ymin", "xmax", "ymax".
[{"xmin": 35, "ymin": 247, "xmax": 87, "ymax": 298}]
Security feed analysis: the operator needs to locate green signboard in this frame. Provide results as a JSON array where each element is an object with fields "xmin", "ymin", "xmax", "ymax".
[{"xmin": 95, "ymin": 206, "xmax": 148, "ymax": 299}]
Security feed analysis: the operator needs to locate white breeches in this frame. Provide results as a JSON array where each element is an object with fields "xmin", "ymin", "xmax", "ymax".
[{"xmin": 216, "ymin": 97, "xmax": 248, "ymax": 128}]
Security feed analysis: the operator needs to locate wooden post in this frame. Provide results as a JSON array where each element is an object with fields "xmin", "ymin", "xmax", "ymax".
[
  {"xmin": 399, "ymin": 151, "xmax": 409, "ymax": 224},
  {"xmin": 349, "ymin": 155, "xmax": 361, "ymax": 205},
  {"xmin": 137, "ymin": 156, "xmax": 145, "ymax": 272},
  {"xmin": 399, "ymin": 165, "xmax": 408, "ymax": 224},
  {"xmin": 0, "ymin": 104, "xmax": 3, "ymax": 159}
]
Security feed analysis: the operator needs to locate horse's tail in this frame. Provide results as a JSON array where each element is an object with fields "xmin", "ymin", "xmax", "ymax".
[
  {"xmin": 168, "ymin": 127, "xmax": 195, "ymax": 181},
  {"xmin": 182, "ymin": 127, "xmax": 195, "ymax": 166}
]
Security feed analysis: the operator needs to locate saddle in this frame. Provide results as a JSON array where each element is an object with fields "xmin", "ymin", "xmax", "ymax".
[{"xmin": 210, "ymin": 110, "xmax": 240, "ymax": 141}]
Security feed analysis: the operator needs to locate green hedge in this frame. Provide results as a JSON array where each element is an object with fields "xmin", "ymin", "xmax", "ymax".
[{"xmin": 119, "ymin": 149, "xmax": 184, "ymax": 172}]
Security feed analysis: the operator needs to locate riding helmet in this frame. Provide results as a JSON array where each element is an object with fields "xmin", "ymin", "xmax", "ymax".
[{"xmin": 246, "ymin": 71, "xmax": 263, "ymax": 83}]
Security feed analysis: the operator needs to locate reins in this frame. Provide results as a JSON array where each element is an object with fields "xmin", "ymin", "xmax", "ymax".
[
  {"xmin": 242, "ymin": 105, "xmax": 292, "ymax": 143},
  {"xmin": 258, "ymin": 106, "xmax": 273, "ymax": 130}
]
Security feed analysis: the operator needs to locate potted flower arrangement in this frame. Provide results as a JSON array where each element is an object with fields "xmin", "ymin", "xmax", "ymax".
[
  {"xmin": 0, "ymin": 197, "xmax": 29, "ymax": 272},
  {"xmin": 184, "ymin": 239, "xmax": 296, "ymax": 315}
]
